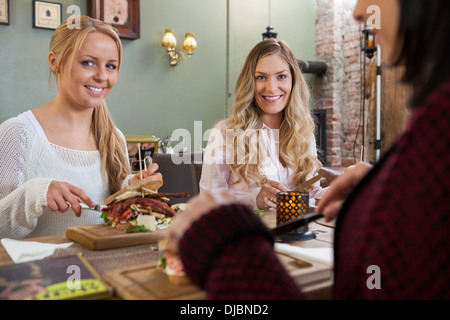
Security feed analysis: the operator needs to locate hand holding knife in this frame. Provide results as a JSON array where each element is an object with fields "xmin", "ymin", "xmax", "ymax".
[{"xmin": 295, "ymin": 171, "xmax": 325, "ymax": 191}]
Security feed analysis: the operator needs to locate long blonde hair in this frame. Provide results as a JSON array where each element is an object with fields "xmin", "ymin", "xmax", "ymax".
[
  {"xmin": 227, "ymin": 39, "xmax": 322, "ymax": 189},
  {"xmin": 49, "ymin": 15, "xmax": 130, "ymax": 194}
]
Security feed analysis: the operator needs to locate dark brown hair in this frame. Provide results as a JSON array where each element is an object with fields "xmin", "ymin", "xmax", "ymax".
[{"xmin": 395, "ymin": 0, "xmax": 450, "ymax": 107}]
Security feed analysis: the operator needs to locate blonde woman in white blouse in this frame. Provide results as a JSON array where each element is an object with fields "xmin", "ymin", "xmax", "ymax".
[
  {"xmin": 200, "ymin": 39, "xmax": 327, "ymax": 211},
  {"xmin": 0, "ymin": 16, "xmax": 158, "ymax": 239}
]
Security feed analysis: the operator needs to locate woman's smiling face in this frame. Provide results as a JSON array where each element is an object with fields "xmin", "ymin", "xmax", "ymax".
[
  {"xmin": 54, "ymin": 31, "xmax": 120, "ymax": 110},
  {"xmin": 254, "ymin": 53, "xmax": 292, "ymax": 128}
]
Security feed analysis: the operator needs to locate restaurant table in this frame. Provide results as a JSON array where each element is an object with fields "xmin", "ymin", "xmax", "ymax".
[
  {"xmin": 261, "ymin": 211, "xmax": 335, "ymax": 300},
  {"xmin": 0, "ymin": 211, "xmax": 334, "ymax": 300}
]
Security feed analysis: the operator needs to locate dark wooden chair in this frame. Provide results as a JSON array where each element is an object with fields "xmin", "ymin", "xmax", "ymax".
[
  {"xmin": 190, "ymin": 161, "xmax": 203, "ymax": 196},
  {"xmin": 152, "ymin": 151, "xmax": 203, "ymax": 204}
]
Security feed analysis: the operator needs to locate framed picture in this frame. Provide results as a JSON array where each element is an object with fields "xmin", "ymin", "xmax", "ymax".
[
  {"xmin": 88, "ymin": 0, "xmax": 140, "ymax": 40},
  {"xmin": 0, "ymin": 0, "xmax": 9, "ymax": 25},
  {"xmin": 32, "ymin": 1, "xmax": 62, "ymax": 30}
]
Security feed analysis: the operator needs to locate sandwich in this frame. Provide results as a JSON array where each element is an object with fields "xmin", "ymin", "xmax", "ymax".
[
  {"xmin": 101, "ymin": 174, "xmax": 188, "ymax": 233},
  {"xmin": 157, "ymin": 238, "xmax": 190, "ymax": 285}
]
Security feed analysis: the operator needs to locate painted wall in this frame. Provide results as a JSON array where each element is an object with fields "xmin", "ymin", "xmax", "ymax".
[{"xmin": 0, "ymin": 0, "xmax": 316, "ymax": 150}]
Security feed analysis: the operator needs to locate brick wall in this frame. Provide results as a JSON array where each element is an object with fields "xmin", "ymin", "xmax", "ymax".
[{"xmin": 314, "ymin": 0, "xmax": 364, "ymax": 167}]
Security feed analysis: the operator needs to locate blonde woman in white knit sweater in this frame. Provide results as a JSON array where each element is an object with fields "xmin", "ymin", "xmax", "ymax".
[{"xmin": 0, "ymin": 16, "xmax": 159, "ymax": 239}]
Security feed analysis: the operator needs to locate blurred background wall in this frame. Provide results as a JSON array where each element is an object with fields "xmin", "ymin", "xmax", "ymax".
[{"xmin": 0, "ymin": 0, "xmax": 317, "ymax": 150}]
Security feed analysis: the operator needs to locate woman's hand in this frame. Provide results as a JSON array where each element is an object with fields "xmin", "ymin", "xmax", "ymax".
[
  {"xmin": 315, "ymin": 162, "xmax": 372, "ymax": 221},
  {"xmin": 256, "ymin": 180, "xmax": 289, "ymax": 211},
  {"xmin": 46, "ymin": 181, "xmax": 94, "ymax": 217},
  {"xmin": 129, "ymin": 163, "xmax": 159, "ymax": 185},
  {"xmin": 167, "ymin": 191, "xmax": 235, "ymax": 247}
]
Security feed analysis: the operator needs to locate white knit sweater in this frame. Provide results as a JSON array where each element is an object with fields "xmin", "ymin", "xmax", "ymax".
[{"xmin": 0, "ymin": 111, "xmax": 129, "ymax": 239}]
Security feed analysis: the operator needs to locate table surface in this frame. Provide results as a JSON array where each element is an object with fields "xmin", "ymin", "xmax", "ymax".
[{"xmin": 0, "ymin": 211, "xmax": 335, "ymax": 300}]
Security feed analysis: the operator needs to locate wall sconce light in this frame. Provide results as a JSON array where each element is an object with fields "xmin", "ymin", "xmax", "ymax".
[{"xmin": 161, "ymin": 29, "xmax": 197, "ymax": 66}]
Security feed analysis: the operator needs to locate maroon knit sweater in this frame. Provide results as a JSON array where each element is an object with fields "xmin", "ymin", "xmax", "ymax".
[
  {"xmin": 179, "ymin": 80, "xmax": 450, "ymax": 300},
  {"xmin": 333, "ymin": 80, "xmax": 450, "ymax": 299},
  {"xmin": 178, "ymin": 204, "xmax": 305, "ymax": 300}
]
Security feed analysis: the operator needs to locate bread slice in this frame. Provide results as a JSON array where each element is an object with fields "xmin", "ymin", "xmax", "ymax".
[
  {"xmin": 104, "ymin": 173, "xmax": 163, "ymax": 205},
  {"xmin": 158, "ymin": 238, "xmax": 178, "ymax": 254},
  {"xmin": 158, "ymin": 239, "xmax": 190, "ymax": 285}
]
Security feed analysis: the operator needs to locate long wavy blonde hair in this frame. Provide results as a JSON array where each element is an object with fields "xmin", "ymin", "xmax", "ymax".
[
  {"xmin": 49, "ymin": 15, "xmax": 130, "ymax": 194},
  {"xmin": 227, "ymin": 39, "xmax": 322, "ymax": 189}
]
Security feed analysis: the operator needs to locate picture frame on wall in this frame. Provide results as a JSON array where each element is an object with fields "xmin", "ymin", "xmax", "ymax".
[
  {"xmin": 0, "ymin": 0, "xmax": 9, "ymax": 25},
  {"xmin": 88, "ymin": 0, "xmax": 140, "ymax": 40},
  {"xmin": 32, "ymin": 0, "xmax": 62, "ymax": 30}
]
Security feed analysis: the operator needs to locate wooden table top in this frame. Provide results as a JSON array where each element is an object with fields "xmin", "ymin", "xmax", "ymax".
[{"xmin": 0, "ymin": 211, "xmax": 335, "ymax": 300}]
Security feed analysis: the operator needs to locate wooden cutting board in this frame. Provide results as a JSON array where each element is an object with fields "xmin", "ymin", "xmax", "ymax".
[
  {"xmin": 103, "ymin": 263, "xmax": 206, "ymax": 300},
  {"xmin": 102, "ymin": 253, "xmax": 330, "ymax": 300},
  {"xmin": 66, "ymin": 224, "xmax": 168, "ymax": 250}
]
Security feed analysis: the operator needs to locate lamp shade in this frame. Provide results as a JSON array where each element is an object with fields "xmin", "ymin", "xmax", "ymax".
[
  {"xmin": 162, "ymin": 29, "xmax": 177, "ymax": 50},
  {"xmin": 183, "ymin": 33, "xmax": 197, "ymax": 55},
  {"xmin": 262, "ymin": 26, "xmax": 277, "ymax": 40}
]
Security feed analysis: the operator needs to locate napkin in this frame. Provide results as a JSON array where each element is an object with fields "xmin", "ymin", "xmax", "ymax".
[
  {"xmin": 1, "ymin": 238, "xmax": 73, "ymax": 263},
  {"xmin": 274, "ymin": 243, "xmax": 333, "ymax": 266}
]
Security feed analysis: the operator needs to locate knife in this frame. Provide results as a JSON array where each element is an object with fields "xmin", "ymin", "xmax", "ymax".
[
  {"xmin": 80, "ymin": 203, "xmax": 103, "ymax": 211},
  {"xmin": 270, "ymin": 212, "xmax": 324, "ymax": 236},
  {"xmin": 295, "ymin": 171, "xmax": 325, "ymax": 191}
]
